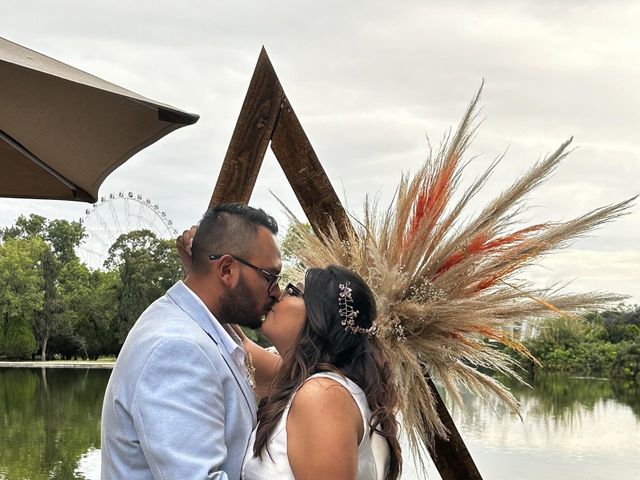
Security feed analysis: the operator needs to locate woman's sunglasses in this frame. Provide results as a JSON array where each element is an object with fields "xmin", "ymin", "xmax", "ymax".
[{"xmin": 283, "ymin": 282, "xmax": 304, "ymax": 298}]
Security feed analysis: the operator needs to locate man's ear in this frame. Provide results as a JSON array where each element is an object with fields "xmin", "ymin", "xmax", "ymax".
[{"xmin": 216, "ymin": 254, "xmax": 235, "ymax": 288}]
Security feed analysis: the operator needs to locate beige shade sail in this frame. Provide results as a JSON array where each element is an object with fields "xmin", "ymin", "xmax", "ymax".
[{"xmin": 0, "ymin": 36, "xmax": 199, "ymax": 202}]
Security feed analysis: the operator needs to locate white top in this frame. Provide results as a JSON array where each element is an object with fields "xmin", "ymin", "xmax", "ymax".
[
  {"xmin": 242, "ymin": 372, "xmax": 390, "ymax": 480},
  {"xmin": 181, "ymin": 281, "xmax": 246, "ymax": 371}
]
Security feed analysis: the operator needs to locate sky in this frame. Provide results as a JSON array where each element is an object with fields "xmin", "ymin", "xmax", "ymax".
[{"xmin": 2, "ymin": 0, "xmax": 639, "ymax": 303}]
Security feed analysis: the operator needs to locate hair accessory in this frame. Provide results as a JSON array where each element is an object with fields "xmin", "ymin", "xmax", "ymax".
[{"xmin": 338, "ymin": 282, "xmax": 377, "ymax": 336}]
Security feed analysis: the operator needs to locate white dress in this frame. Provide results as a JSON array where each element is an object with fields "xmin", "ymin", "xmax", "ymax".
[{"xmin": 242, "ymin": 372, "xmax": 390, "ymax": 480}]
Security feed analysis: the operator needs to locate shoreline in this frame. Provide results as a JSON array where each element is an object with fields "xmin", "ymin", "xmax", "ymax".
[{"xmin": 0, "ymin": 361, "xmax": 114, "ymax": 369}]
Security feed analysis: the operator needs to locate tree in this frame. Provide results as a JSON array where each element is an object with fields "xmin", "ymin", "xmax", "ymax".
[
  {"xmin": 612, "ymin": 342, "xmax": 640, "ymax": 384},
  {"xmin": 106, "ymin": 230, "xmax": 182, "ymax": 345},
  {"xmin": 601, "ymin": 304, "xmax": 640, "ymax": 328},
  {"xmin": 280, "ymin": 222, "xmax": 312, "ymax": 265},
  {"xmin": 0, "ymin": 237, "xmax": 44, "ymax": 359},
  {"xmin": 48, "ymin": 261, "xmax": 119, "ymax": 359},
  {"xmin": 37, "ymin": 247, "xmax": 61, "ymax": 361},
  {"xmin": 607, "ymin": 324, "xmax": 640, "ymax": 344},
  {"xmin": 2, "ymin": 214, "xmax": 85, "ymax": 360}
]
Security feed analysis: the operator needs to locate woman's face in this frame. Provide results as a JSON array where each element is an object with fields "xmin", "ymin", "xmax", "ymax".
[{"xmin": 260, "ymin": 283, "xmax": 306, "ymax": 357}]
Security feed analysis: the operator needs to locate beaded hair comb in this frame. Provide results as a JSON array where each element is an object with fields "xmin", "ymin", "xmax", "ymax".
[{"xmin": 338, "ymin": 282, "xmax": 377, "ymax": 336}]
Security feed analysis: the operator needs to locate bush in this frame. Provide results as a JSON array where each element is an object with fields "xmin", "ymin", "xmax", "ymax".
[
  {"xmin": 47, "ymin": 334, "xmax": 87, "ymax": 360},
  {"xmin": 607, "ymin": 324, "xmax": 640, "ymax": 344},
  {"xmin": 521, "ymin": 313, "xmax": 638, "ymax": 377},
  {"xmin": 612, "ymin": 342, "xmax": 640, "ymax": 383},
  {"xmin": 525, "ymin": 339, "xmax": 620, "ymax": 377},
  {"xmin": 0, "ymin": 320, "xmax": 36, "ymax": 359}
]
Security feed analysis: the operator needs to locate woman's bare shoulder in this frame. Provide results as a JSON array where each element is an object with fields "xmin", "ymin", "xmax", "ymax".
[{"xmin": 291, "ymin": 375, "xmax": 359, "ymax": 418}]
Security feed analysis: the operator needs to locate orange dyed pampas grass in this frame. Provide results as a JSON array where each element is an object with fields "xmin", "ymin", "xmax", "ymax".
[{"xmin": 281, "ymin": 85, "xmax": 636, "ymax": 465}]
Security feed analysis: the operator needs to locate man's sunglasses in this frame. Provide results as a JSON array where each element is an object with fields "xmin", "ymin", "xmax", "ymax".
[{"xmin": 209, "ymin": 254, "xmax": 281, "ymax": 292}]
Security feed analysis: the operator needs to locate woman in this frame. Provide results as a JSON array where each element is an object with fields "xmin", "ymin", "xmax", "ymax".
[{"xmin": 238, "ymin": 265, "xmax": 402, "ymax": 480}]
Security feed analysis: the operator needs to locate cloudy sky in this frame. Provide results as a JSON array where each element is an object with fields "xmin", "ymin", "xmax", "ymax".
[{"xmin": 2, "ymin": 0, "xmax": 639, "ymax": 303}]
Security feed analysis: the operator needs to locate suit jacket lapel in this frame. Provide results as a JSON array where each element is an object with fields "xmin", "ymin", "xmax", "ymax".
[
  {"xmin": 166, "ymin": 282, "xmax": 257, "ymax": 420},
  {"xmin": 213, "ymin": 333, "xmax": 258, "ymax": 421}
]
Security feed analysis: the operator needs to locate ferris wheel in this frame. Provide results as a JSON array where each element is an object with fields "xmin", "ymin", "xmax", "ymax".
[{"xmin": 77, "ymin": 192, "xmax": 178, "ymax": 270}]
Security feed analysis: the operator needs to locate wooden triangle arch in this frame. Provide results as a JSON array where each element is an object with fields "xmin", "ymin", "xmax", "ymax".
[{"xmin": 210, "ymin": 47, "xmax": 483, "ymax": 480}]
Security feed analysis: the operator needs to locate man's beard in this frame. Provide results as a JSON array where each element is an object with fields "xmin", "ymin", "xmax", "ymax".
[{"xmin": 218, "ymin": 274, "xmax": 265, "ymax": 329}]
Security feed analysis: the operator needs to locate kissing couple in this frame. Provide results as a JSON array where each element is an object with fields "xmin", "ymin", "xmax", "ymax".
[{"xmin": 101, "ymin": 203, "xmax": 402, "ymax": 479}]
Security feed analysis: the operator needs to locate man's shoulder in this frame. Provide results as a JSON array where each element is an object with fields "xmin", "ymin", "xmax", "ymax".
[
  {"xmin": 121, "ymin": 294, "xmax": 218, "ymax": 359},
  {"xmin": 112, "ymin": 307, "xmax": 225, "ymax": 385},
  {"xmin": 134, "ymin": 301, "xmax": 211, "ymax": 346}
]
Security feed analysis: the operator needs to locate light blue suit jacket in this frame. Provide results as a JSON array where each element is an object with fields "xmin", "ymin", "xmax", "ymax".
[{"xmin": 101, "ymin": 281, "xmax": 257, "ymax": 480}]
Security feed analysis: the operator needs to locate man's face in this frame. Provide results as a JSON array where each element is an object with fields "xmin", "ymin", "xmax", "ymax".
[
  {"xmin": 219, "ymin": 226, "xmax": 282, "ymax": 329},
  {"xmin": 218, "ymin": 274, "xmax": 263, "ymax": 329}
]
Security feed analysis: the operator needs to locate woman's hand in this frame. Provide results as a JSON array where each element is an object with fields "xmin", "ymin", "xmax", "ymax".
[
  {"xmin": 229, "ymin": 323, "xmax": 248, "ymax": 342},
  {"xmin": 176, "ymin": 226, "xmax": 197, "ymax": 276}
]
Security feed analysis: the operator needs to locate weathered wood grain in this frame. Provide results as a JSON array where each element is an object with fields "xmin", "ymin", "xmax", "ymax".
[
  {"xmin": 270, "ymin": 96, "xmax": 353, "ymax": 240},
  {"xmin": 209, "ymin": 47, "xmax": 284, "ymax": 207}
]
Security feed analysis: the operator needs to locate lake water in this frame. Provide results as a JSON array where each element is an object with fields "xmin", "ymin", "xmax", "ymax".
[{"xmin": 0, "ymin": 368, "xmax": 638, "ymax": 479}]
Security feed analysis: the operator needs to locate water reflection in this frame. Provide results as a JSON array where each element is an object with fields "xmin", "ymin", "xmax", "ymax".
[
  {"xmin": 0, "ymin": 369, "xmax": 638, "ymax": 480},
  {"xmin": 0, "ymin": 368, "xmax": 110, "ymax": 480},
  {"xmin": 434, "ymin": 375, "xmax": 640, "ymax": 480},
  {"xmin": 514, "ymin": 374, "xmax": 639, "ymax": 421}
]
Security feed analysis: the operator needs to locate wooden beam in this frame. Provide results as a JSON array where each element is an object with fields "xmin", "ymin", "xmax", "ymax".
[
  {"xmin": 270, "ymin": 96, "xmax": 353, "ymax": 240},
  {"xmin": 426, "ymin": 378, "xmax": 483, "ymax": 479},
  {"xmin": 211, "ymin": 47, "xmax": 483, "ymax": 480},
  {"xmin": 209, "ymin": 47, "xmax": 284, "ymax": 207}
]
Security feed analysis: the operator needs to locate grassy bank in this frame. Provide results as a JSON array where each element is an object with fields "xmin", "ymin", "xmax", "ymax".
[{"xmin": 0, "ymin": 358, "xmax": 115, "ymax": 369}]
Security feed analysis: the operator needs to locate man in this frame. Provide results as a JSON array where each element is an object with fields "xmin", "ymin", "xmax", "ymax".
[{"xmin": 101, "ymin": 204, "xmax": 282, "ymax": 479}]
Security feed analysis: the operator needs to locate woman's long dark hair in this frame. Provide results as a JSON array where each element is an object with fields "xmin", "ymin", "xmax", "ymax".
[{"xmin": 254, "ymin": 265, "xmax": 402, "ymax": 479}]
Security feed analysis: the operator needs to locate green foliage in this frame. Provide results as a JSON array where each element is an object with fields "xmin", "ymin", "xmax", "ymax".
[
  {"xmin": 2, "ymin": 214, "xmax": 85, "ymax": 261},
  {"xmin": 0, "ymin": 237, "xmax": 44, "ymax": 359},
  {"xmin": 0, "ymin": 214, "xmax": 187, "ymax": 359},
  {"xmin": 45, "ymin": 218, "xmax": 86, "ymax": 264},
  {"xmin": 1, "ymin": 214, "xmax": 86, "ymax": 360},
  {"xmin": 1, "ymin": 214, "xmax": 46, "ymax": 240},
  {"xmin": 0, "ymin": 237, "xmax": 45, "ymax": 319},
  {"xmin": 280, "ymin": 222, "xmax": 312, "ymax": 265},
  {"xmin": 0, "ymin": 320, "xmax": 37, "ymax": 359},
  {"xmin": 0, "ymin": 215, "xmax": 187, "ymax": 359},
  {"xmin": 533, "ymin": 342, "xmax": 618, "ymax": 376},
  {"xmin": 106, "ymin": 230, "xmax": 182, "ymax": 345},
  {"xmin": 49, "ymin": 263, "xmax": 119, "ymax": 359},
  {"xmin": 240, "ymin": 326, "xmax": 272, "ymax": 348},
  {"xmin": 601, "ymin": 304, "xmax": 640, "ymax": 327},
  {"xmin": 278, "ymin": 222, "xmax": 311, "ymax": 284},
  {"xmin": 612, "ymin": 342, "xmax": 640, "ymax": 384},
  {"xmin": 74, "ymin": 269, "xmax": 120, "ymax": 357},
  {"xmin": 522, "ymin": 307, "xmax": 640, "ymax": 378},
  {"xmin": 607, "ymin": 323, "xmax": 640, "ymax": 343},
  {"xmin": 536, "ymin": 316, "xmax": 591, "ymax": 346}
]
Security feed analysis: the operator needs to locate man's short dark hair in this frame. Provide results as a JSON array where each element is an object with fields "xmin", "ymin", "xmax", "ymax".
[{"xmin": 190, "ymin": 203, "xmax": 278, "ymax": 274}]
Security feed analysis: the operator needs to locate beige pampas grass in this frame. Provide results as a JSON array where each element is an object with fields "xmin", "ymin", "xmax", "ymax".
[{"xmin": 280, "ymin": 85, "xmax": 636, "ymax": 465}]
